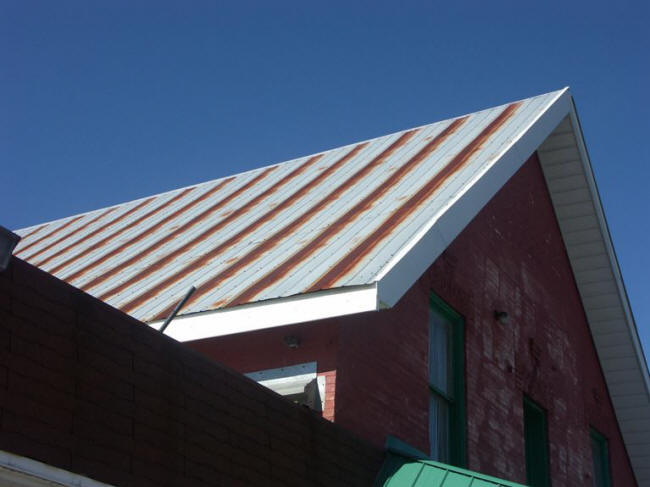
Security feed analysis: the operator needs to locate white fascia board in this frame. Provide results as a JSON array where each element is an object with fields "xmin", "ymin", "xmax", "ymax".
[
  {"xmin": 0, "ymin": 449, "xmax": 114, "ymax": 487},
  {"xmin": 566, "ymin": 100, "xmax": 650, "ymax": 395},
  {"xmin": 376, "ymin": 89, "xmax": 572, "ymax": 308},
  {"xmin": 151, "ymin": 284, "xmax": 378, "ymax": 342}
]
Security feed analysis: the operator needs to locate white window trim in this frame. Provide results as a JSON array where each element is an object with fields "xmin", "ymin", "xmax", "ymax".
[{"xmin": 245, "ymin": 362, "xmax": 326, "ymax": 411}]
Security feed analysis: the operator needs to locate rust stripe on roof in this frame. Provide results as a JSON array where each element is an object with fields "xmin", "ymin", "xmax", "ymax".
[
  {"xmin": 119, "ymin": 146, "xmax": 369, "ymax": 316},
  {"xmin": 14, "ymin": 215, "xmax": 85, "ymax": 257},
  {"xmin": 307, "ymin": 102, "xmax": 522, "ymax": 292},
  {"xmin": 65, "ymin": 178, "xmax": 235, "ymax": 284},
  {"xmin": 23, "ymin": 208, "xmax": 118, "ymax": 262},
  {"xmin": 100, "ymin": 153, "xmax": 325, "ymax": 306},
  {"xmin": 34, "ymin": 195, "xmax": 158, "ymax": 269},
  {"xmin": 146, "ymin": 141, "xmax": 382, "ymax": 320},
  {"xmin": 18, "ymin": 224, "xmax": 47, "ymax": 242},
  {"xmin": 70, "ymin": 174, "xmax": 244, "ymax": 288},
  {"xmin": 47, "ymin": 188, "xmax": 196, "ymax": 275},
  {"xmin": 151, "ymin": 130, "xmax": 422, "ymax": 319},
  {"xmin": 223, "ymin": 121, "xmax": 467, "ymax": 308}
]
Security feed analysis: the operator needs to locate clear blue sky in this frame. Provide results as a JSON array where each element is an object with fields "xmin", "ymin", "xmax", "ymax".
[{"xmin": 2, "ymin": 1, "xmax": 648, "ymax": 363}]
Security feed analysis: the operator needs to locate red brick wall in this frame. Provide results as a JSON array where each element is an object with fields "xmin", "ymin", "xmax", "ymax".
[
  {"xmin": 334, "ymin": 153, "xmax": 636, "ymax": 485},
  {"xmin": 428, "ymin": 153, "xmax": 636, "ymax": 486},
  {"xmin": 0, "ymin": 258, "xmax": 383, "ymax": 486},
  {"xmin": 188, "ymin": 319, "xmax": 339, "ymax": 421}
]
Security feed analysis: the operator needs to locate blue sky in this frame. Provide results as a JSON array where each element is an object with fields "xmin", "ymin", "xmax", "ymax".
[{"xmin": 2, "ymin": 1, "xmax": 648, "ymax": 362}]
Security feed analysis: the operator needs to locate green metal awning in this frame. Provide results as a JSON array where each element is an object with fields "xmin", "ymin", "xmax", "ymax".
[
  {"xmin": 376, "ymin": 453, "xmax": 527, "ymax": 487},
  {"xmin": 375, "ymin": 438, "xmax": 527, "ymax": 487}
]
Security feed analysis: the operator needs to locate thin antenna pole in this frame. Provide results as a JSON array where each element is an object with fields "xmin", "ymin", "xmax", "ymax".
[{"xmin": 159, "ymin": 286, "xmax": 196, "ymax": 334}]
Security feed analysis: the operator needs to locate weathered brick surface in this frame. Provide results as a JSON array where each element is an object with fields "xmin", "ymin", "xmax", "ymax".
[
  {"xmin": 338, "ymin": 153, "xmax": 637, "ymax": 486},
  {"xmin": 0, "ymin": 258, "xmax": 383, "ymax": 486}
]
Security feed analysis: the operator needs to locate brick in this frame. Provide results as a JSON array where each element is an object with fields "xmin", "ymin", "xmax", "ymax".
[
  {"xmin": 134, "ymin": 440, "xmax": 184, "ymax": 472},
  {"xmin": 12, "ymin": 297, "xmax": 74, "ymax": 335},
  {"xmin": 73, "ymin": 437, "xmax": 131, "ymax": 471},
  {"xmin": 11, "ymin": 317, "xmax": 76, "ymax": 357},
  {"xmin": 7, "ymin": 370, "xmax": 75, "ymax": 411},
  {"xmin": 133, "ymin": 421, "xmax": 183, "ymax": 454},
  {"xmin": 78, "ymin": 345, "xmax": 133, "ymax": 383},
  {"xmin": 70, "ymin": 455, "xmax": 135, "ymax": 487},
  {"xmin": 11, "ymin": 282, "xmax": 75, "ymax": 324},
  {"xmin": 0, "ymin": 430, "xmax": 71, "ymax": 470},
  {"xmin": 183, "ymin": 438, "xmax": 231, "ymax": 471},
  {"xmin": 77, "ymin": 398, "xmax": 133, "ymax": 436},
  {"xmin": 78, "ymin": 364, "xmax": 134, "ymax": 401},
  {"xmin": 3, "ymin": 389, "xmax": 73, "ymax": 430},
  {"xmin": 132, "ymin": 457, "xmax": 182, "ymax": 486},
  {"xmin": 73, "ymin": 416, "xmax": 133, "ymax": 454},
  {"xmin": 183, "ymin": 458, "xmax": 225, "ymax": 487},
  {"xmin": 2, "ymin": 410, "xmax": 74, "ymax": 450}
]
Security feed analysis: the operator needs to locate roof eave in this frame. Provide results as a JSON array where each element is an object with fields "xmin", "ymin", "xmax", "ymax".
[
  {"xmin": 150, "ymin": 283, "xmax": 378, "ymax": 341},
  {"xmin": 375, "ymin": 88, "xmax": 572, "ymax": 307}
]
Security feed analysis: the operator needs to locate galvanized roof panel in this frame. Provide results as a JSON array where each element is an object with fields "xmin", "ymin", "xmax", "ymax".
[{"xmin": 14, "ymin": 90, "xmax": 563, "ymax": 323}]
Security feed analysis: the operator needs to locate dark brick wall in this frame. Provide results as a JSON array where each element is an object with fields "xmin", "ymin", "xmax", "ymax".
[{"xmin": 0, "ymin": 258, "xmax": 383, "ymax": 486}]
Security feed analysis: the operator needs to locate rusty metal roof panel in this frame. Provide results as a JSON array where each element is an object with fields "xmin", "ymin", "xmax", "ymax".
[{"xmin": 14, "ymin": 90, "xmax": 564, "ymax": 323}]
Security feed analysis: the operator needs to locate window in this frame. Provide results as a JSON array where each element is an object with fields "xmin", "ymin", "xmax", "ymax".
[
  {"xmin": 523, "ymin": 396, "xmax": 551, "ymax": 487},
  {"xmin": 428, "ymin": 293, "xmax": 465, "ymax": 466},
  {"xmin": 245, "ymin": 362, "xmax": 325, "ymax": 412},
  {"xmin": 590, "ymin": 428, "xmax": 611, "ymax": 487}
]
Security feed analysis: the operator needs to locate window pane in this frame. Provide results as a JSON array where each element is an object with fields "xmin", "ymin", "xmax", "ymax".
[
  {"xmin": 524, "ymin": 398, "xmax": 550, "ymax": 487},
  {"xmin": 429, "ymin": 308, "xmax": 452, "ymax": 395},
  {"xmin": 430, "ymin": 393, "xmax": 450, "ymax": 462},
  {"xmin": 591, "ymin": 430, "xmax": 610, "ymax": 487}
]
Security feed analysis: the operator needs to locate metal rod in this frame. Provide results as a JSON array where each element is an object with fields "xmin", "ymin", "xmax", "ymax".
[{"xmin": 159, "ymin": 286, "xmax": 196, "ymax": 334}]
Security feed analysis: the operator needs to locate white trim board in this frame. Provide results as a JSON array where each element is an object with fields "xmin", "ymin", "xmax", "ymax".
[
  {"xmin": 0, "ymin": 450, "xmax": 114, "ymax": 487},
  {"xmin": 537, "ymin": 109, "xmax": 650, "ymax": 485},
  {"xmin": 151, "ymin": 284, "xmax": 377, "ymax": 341}
]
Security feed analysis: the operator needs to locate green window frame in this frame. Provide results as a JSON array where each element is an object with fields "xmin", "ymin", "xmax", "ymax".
[
  {"xmin": 428, "ymin": 293, "xmax": 466, "ymax": 467},
  {"xmin": 590, "ymin": 428, "xmax": 611, "ymax": 487},
  {"xmin": 523, "ymin": 396, "xmax": 551, "ymax": 487}
]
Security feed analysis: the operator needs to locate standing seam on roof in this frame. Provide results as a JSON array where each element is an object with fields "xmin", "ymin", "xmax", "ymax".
[
  {"xmin": 16, "ymin": 224, "xmax": 47, "ymax": 241},
  {"xmin": 121, "ymin": 145, "xmax": 367, "ymax": 317},
  {"xmin": 15, "ymin": 215, "xmax": 85, "ymax": 257},
  {"xmin": 46, "ymin": 187, "xmax": 195, "ymax": 275},
  {"xmin": 34, "ymin": 196, "xmax": 157, "ymax": 268},
  {"xmin": 306, "ymin": 101, "xmax": 522, "ymax": 292},
  {"xmin": 23, "ymin": 207, "xmax": 118, "ymax": 262},
  {"xmin": 65, "ymin": 177, "xmax": 237, "ymax": 286},
  {"xmin": 222, "ymin": 119, "xmax": 467, "ymax": 308},
  {"xmin": 146, "ymin": 137, "xmax": 402, "ymax": 319},
  {"xmin": 103, "ymin": 152, "xmax": 327, "ymax": 309}
]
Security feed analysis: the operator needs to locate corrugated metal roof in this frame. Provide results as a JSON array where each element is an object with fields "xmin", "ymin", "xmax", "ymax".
[
  {"xmin": 14, "ymin": 90, "xmax": 563, "ymax": 323},
  {"xmin": 375, "ymin": 453, "xmax": 526, "ymax": 487}
]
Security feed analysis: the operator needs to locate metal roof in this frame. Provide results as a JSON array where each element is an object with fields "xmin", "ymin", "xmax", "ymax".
[
  {"xmin": 375, "ymin": 453, "xmax": 525, "ymax": 487},
  {"xmin": 14, "ymin": 90, "xmax": 561, "ymax": 323}
]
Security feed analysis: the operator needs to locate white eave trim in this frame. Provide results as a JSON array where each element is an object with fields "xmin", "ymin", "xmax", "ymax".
[
  {"xmin": 565, "ymin": 99, "xmax": 650, "ymax": 395},
  {"xmin": 376, "ymin": 88, "xmax": 572, "ymax": 307},
  {"xmin": 150, "ymin": 284, "xmax": 378, "ymax": 341}
]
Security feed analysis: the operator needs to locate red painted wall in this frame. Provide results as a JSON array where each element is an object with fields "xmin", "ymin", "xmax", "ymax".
[
  {"xmin": 336, "ymin": 152, "xmax": 636, "ymax": 485},
  {"xmin": 188, "ymin": 319, "xmax": 339, "ymax": 421},
  {"xmin": 191, "ymin": 152, "xmax": 637, "ymax": 486}
]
